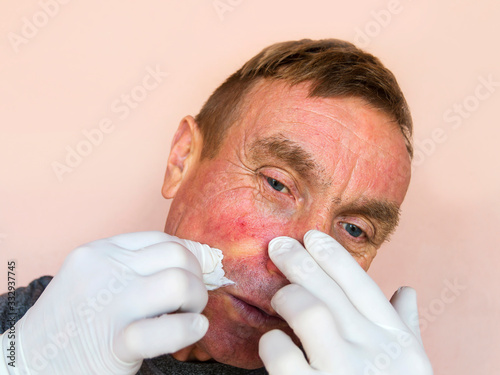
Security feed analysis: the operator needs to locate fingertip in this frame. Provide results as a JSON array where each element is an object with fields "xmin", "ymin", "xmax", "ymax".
[
  {"xmin": 259, "ymin": 329, "xmax": 310, "ymax": 374},
  {"xmin": 391, "ymin": 286, "xmax": 417, "ymax": 303},
  {"xmin": 304, "ymin": 229, "xmax": 338, "ymax": 245},
  {"xmin": 259, "ymin": 329, "xmax": 286, "ymax": 348},
  {"xmin": 304, "ymin": 229, "xmax": 321, "ymax": 240},
  {"xmin": 258, "ymin": 329, "xmax": 290, "ymax": 360},
  {"xmin": 268, "ymin": 236, "xmax": 296, "ymax": 255},
  {"xmin": 390, "ymin": 286, "xmax": 422, "ymax": 342},
  {"xmin": 192, "ymin": 314, "xmax": 209, "ymax": 336},
  {"xmin": 271, "ymin": 283, "xmax": 302, "ymax": 310}
]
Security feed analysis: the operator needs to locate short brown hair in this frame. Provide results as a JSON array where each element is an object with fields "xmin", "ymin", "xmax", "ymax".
[{"xmin": 195, "ymin": 39, "xmax": 413, "ymax": 159}]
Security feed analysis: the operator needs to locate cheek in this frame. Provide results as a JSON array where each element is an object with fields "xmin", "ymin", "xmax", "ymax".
[
  {"xmin": 202, "ymin": 192, "xmax": 289, "ymax": 258},
  {"xmin": 172, "ymin": 168, "xmax": 293, "ymax": 258},
  {"xmin": 353, "ymin": 250, "xmax": 375, "ymax": 271},
  {"xmin": 173, "ymin": 164, "xmax": 304, "ymax": 266}
]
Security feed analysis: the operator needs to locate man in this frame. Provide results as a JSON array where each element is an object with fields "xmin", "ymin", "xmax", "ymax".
[{"xmin": 0, "ymin": 39, "xmax": 432, "ymax": 374}]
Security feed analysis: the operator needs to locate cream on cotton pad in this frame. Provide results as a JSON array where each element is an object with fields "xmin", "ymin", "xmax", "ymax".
[{"xmin": 165, "ymin": 235, "xmax": 234, "ymax": 290}]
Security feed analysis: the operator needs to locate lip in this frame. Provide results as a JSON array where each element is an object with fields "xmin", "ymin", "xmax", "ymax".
[{"xmin": 229, "ymin": 295, "xmax": 285, "ymax": 327}]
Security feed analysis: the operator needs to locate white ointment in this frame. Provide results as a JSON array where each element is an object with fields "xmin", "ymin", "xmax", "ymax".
[{"xmin": 168, "ymin": 235, "xmax": 235, "ymax": 290}]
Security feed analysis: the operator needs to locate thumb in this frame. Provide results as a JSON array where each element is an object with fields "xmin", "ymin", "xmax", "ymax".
[{"xmin": 390, "ymin": 286, "xmax": 423, "ymax": 343}]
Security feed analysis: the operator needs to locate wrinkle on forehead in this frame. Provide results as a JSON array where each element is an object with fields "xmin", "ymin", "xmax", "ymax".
[
  {"xmin": 298, "ymin": 106, "xmax": 404, "ymax": 162},
  {"xmin": 335, "ymin": 155, "xmax": 359, "ymax": 202},
  {"xmin": 267, "ymin": 109, "xmax": 404, "ymax": 164},
  {"xmin": 242, "ymin": 80, "xmax": 409, "ymax": 162}
]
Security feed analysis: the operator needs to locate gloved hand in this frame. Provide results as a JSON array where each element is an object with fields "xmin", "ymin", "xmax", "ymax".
[
  {"xmin": 259, "ymin": 230, "xmax": 433, "ymax": 375},
  {"xmin": 0, "ymin": 231, "xmax": 210, "ymax": 375}
]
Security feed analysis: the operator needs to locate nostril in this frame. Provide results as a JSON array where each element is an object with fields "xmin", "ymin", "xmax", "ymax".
[{"xmin": 266, "ymin": 258, "xmax": 286, "ymax": 279}]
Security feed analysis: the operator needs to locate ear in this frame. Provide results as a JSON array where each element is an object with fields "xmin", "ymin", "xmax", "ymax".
[{"xmin": 162, "ymin": 115, "xmax": 202, "ymax": 199}]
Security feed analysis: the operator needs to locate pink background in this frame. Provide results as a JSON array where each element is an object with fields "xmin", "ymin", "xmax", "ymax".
[{"xmin": 1, "ymin": 1, "xmax": 499, "ymax": 373}]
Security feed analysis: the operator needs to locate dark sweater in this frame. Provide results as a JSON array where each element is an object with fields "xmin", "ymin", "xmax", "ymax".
[{"xmin": 0, "ymin": 276, "xmax": 267, "ymax": 375}]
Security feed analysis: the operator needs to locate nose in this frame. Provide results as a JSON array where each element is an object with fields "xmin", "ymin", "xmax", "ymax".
[
  {"xmin": 293, "ymin": 212, "xmax": 333, "ymax": 240},
  {"xmin": 311, "ymin": 210, "xmax": 334, "ymax": 234}
]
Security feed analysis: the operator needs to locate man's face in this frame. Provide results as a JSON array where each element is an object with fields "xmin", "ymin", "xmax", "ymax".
[{"xmin": 162, "ymin": 80, "xmax": 411, "ymax": 369}]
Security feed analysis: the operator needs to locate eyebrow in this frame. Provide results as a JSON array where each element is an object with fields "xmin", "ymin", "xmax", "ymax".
[
  {"xmin": 338, "ymin": 199, "xmax": 401, "ymax": 245},
  {"xmin": 249, "ymin": 135, "xmax": 321, "ymax": 180},
  {"xmin": 248, "ymin": 135, "xmax": 401, "ymax": 243}
]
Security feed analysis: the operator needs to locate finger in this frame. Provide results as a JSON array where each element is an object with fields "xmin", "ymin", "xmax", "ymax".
[
  {"xmin": 271, "ymin": 283, "xmax": 343, "ymax": 369},
  {"xmin": 268, "ymin": 236, "xmax": 359, "ymax": 323},
  {"xmin": 115, "ymin": 313, "xmax": 209, "ymax": 362},
  {"xmin": 390, "ymin": 286, "xmax": 422, "ymax": 343},
  {"xmin": 123, "ymin": 268, "xmax": 208, "ymax": 320},
  {"xmin": 113, "ymin": 241, "xmax": 203, "ymax": 278},
  {"xmin": 303, "ymin": 230, "xmax": 405, "ymax": 329},
  {"xmin": 106, "ymin": 231, "xmax": 173, "ymax": 250},
  {"xmin": 259, "ymin": 329, "xmax": 317, "ymax": 375}
]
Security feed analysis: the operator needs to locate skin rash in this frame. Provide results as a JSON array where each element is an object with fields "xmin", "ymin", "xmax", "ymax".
[{"xmin": 161, "ymin": 80, "xmax": 412, "ymax": 369}]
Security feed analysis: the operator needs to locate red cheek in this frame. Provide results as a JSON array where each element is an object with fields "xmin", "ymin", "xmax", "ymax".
[
  {"xmin": 206, "ymin": 208, "xmax": 286, "ymax": 247},
  {"xmin": 237, "ymin": 217, "xmax": 246, "ymax": 229},
  {"xmin": 178, "ymin": 172, "xmax": 302, "ymax": 259}
]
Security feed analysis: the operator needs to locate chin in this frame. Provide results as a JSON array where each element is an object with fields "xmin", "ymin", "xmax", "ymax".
[
  {"xmin": 196, "ymin": 315, "xmax": 268, "ymax": 370},
  {"xmin": 197, "ymin": 329, "xmax": 264, "ymax": 369}
]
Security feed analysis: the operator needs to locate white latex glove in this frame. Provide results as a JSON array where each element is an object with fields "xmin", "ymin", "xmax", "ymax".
[
  {"xmin": 259, "ymin": 230, "xmax": 433, "ymax": 375},
  {"xmin": 0, "ymin": 231, "xmax": 212, "ymax": 375}
]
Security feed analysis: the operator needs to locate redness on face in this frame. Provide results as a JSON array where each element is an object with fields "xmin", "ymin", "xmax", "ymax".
[{"xmin": 164, "ymin": 82, "xmax": 412, "ymax": 369}]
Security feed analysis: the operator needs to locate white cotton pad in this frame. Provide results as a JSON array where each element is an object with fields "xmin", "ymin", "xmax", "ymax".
[{"xmin": 167, "ymin": 235, "xmax": 235, "ymax": 290}]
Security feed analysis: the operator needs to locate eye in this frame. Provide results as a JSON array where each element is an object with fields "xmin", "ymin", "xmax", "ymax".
[
  {"xmin": 342, "ymin": 223, "xmax": 364, "ymax": 238},
  {"xmin": 266, "ymin": 177, "xmax": 289, "ymax": 194}
]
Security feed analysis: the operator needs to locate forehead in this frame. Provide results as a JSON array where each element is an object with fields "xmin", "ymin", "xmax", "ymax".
[
  {"xmin": 240, "ymin": 80, "xmax": 404, "ymax": 154},
  {"xmin": 228, "ymin": 80, "xmax": 411, "ymax": 204}
]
